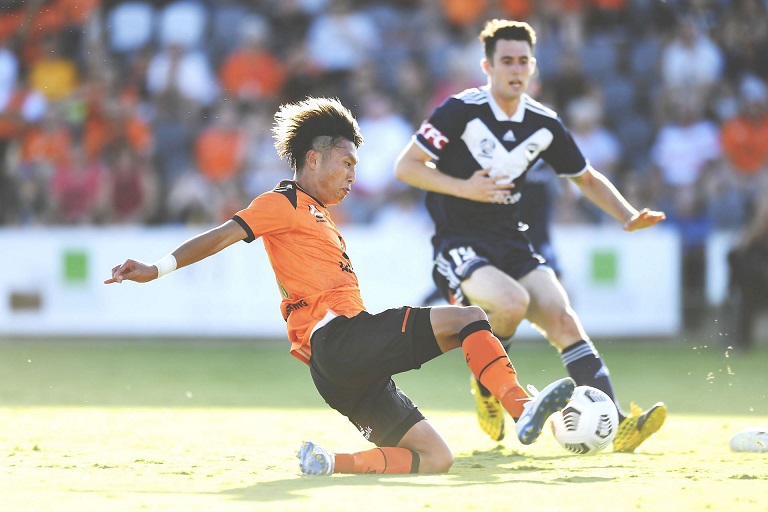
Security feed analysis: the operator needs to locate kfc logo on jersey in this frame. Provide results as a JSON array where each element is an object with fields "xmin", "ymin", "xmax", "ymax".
[{"xmin": 418, "ymin": 121, "xmax": 449, "ymax": 150}]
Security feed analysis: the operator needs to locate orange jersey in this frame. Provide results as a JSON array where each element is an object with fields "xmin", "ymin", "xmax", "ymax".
[
  {"xmin": 233, "ymin": 180, "xmax": 366, "ymax": 364},
  {"xmin": 720, "ymin": 116, "xmax": 768, "ymax": 175}
]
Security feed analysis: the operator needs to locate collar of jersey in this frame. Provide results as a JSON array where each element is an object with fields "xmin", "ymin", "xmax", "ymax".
[
  {"xmin": 290, "ymin": 179, "xmax": 327, "ymax": 209},
  {"xmin": 484, "ymin": 86, "xmax": 528, "ymax": 123}
]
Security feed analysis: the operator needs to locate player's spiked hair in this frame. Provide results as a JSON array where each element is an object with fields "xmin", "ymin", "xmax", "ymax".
[
  {"xmin": 479, "ymin": 19, "xmax": 537, "ymax": 61},
  {"xmin": 272, "ymin": 97, "xmax": 364, "ymax": 172}
]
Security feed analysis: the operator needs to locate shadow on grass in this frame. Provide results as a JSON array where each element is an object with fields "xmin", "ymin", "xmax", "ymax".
[{"xmin": 217, "ymin": 446, "xmax": 625, "ymax": 505}]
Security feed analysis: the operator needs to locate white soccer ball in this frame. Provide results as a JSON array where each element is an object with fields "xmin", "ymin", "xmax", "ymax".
[
  {"xmin": 550, "ymin": 385, "xmax": 619, "ymax": 455},
  {"xmin": 730, "ymin": 427, "xmax": 768, "ymax": 452}
]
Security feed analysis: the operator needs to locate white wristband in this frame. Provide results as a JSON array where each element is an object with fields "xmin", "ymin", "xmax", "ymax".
[{"xmin": 154, "ymin": 254, "xmax": 177, "ymax": 278}]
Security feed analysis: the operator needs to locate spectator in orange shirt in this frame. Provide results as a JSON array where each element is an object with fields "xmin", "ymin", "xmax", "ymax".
[
  {"xmin": 0, "ymin": 73, "xmax": 48, "ymax": 225},
  {"xmin": 498, "ymin": 0, "xmax": 534, "ymax": 20},
  {"xmin": 194, "ymin": 101, "xmax": 247, "ymax": 184},
  {"xmin": 81, "ymin": 76, "xmax": 154, "ymax": 163},
  {"xmin": 720, "ymin": 75, "xmax": 768, "ymax": 201},
  {"xmin": 19, "ymin": 106, "xmax": 71, "ymax": 171},
  {"xmin": 219, "ymin": 17, "xmax": 286, "ymax": 105},
  {"xmin": 194, "ymin": 101, "xmax": 249, "ymax": 222},
  {"xmin": 441, "ymin": 0, "xmax": 488, "ymax": 30},
  {"xmin": 722, "ymin": 76, "xmax": 768, "ymax": 175}
]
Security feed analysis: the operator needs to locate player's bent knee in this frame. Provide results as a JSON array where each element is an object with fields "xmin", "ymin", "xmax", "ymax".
[
  {"xmin": 542, "ymin": 311, "xmax": 583, "ymax": 346},
  {"xmin": 464, "ymin": 305, "xmax": 488, "ymax": 323},
  {"xmin": 421, "ymin": 448, "xmax": 454, "ymax": 473},
  {"xmin": 503, "ymin": 301, "xmax": 528, "ymax": 324},
  {"xmin": 489, "ymin": 303, "xmax": 526, "ymax": 339},
  {"xmin": 448, "ymin": 305, "xmax": 489, "ymax": 330}
]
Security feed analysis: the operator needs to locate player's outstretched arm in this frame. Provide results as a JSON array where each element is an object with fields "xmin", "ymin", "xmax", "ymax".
[
  {"xmin": 395, "ymin": 141, "xmax": 514, "ymax": 203},
  {"xmin": 570, "ymin": 167, "xmax": 665, "ymax": 231},
  {"xmin": 105, "ymin": 220, "xmax": 248, "ymax": 284},
  {"xmin": 622, "ymin": 208, "xmax": 666, "ymax": 232}
]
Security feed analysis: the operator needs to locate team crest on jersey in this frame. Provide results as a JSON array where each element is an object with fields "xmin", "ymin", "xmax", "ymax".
[
  {"xmin": 479, "ymin": 138, "xmax": 496, "ymax": 158},
  {"xmin": 308, "ymin": 204, "xmax": 326, "ymax": 222}
]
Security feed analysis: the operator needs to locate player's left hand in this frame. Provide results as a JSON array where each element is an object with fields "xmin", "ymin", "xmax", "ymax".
[{"xmin": 623, "ymin": 208, "xmax": 666, "ymax": 232}]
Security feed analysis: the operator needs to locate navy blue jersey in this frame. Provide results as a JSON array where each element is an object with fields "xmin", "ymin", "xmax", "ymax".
[{"xmin": 414, "ymin": 87, "xmax": 588, "ymax": 240}]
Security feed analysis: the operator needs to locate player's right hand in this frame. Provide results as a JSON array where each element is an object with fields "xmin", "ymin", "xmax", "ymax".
[
  {"xmin": 104, "ymin": 259, "xmax": 158, "ymax": 284},
  {"xmin": 623, "ymin": 208, "xmax": 666, "ymax": 231},
  {"xmin": 463, "ymin": 168, "xmax": 516, "ymax": 203}
]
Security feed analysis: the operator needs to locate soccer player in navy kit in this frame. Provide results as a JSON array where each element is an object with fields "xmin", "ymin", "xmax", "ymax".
[{"xmin": 395, "ymin": 19, "xmax": 667, "ymax": 452}]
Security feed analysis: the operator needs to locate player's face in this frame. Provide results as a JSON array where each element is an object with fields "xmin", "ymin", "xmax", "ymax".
[
  {"xmin": 484, "ymin": 39, "xmax": 536, "ymax": 101},
  {"xmin": 314, "ymin": 139, "xmax": 358, "ymax": 206}
]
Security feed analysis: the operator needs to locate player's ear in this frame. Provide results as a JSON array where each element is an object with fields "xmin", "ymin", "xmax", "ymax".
[
  {"xmin": 481, "ymin": 58, "xmax": 491, "ymax": 75},
  {"xmin": 305, "ymin": 149, "xmax": 319, "ymax": 170},
  {"xmin": 528, "ymin": 56, "xmax": 537, "ymax": 75}
]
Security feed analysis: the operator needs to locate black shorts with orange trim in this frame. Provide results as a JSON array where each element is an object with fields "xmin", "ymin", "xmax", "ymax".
[{"xmin": 308, "ymin": 306, "xmax": 440, "ymax": 447}]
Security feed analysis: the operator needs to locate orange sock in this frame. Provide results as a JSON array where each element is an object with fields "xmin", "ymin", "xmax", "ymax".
[
  {"xmin": 334, "ymin": 447, "xmax": 419, "ymax": 474},
  {"xmin": 461, "ymin": 322, "xmax": 529, "ymax": 418}
]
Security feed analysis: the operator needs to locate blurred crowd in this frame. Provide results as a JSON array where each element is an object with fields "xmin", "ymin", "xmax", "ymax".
[{"xmin": 1, "ymin": 0, "xmax": 767, "ymax": 237}]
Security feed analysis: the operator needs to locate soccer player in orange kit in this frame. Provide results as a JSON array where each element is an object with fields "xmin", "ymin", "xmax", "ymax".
[{"xmin": 106, "ymin": 96, "xmax": 574, "ymax": 475}]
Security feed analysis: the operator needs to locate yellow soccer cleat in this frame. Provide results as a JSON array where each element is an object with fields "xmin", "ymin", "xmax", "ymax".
[
  {"xmin": 613, "ymin": 401, "xmax": 667, "ymax": 453},
  {"xmin": 470, "ymin": 375, "xmax": 506, "ymax": 442}
]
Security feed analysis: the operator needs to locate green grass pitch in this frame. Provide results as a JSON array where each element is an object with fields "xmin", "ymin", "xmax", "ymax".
[{"xmin": 1, "ymin": 338, "xmax": 766, "ymax": 512}]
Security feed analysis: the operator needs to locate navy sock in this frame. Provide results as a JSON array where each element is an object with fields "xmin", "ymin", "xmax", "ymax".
[{"xmin": 561, "ymin": 340, "xmax": 625, "ymax": 420}]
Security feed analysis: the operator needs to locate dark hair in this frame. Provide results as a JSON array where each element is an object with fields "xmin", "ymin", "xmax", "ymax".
[
  {"xmin": 479, "ymin": 19, "xmax": 537, "ymax": 62},
  {"xmin": 272, "ymin": 97, "xmax": 364, "ymax": 172}
]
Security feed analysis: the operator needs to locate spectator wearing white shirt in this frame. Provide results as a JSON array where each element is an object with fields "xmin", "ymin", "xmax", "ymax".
[
  {"xmin": 660, "ymin": 16, "xmax": 723, "ymax": 105},
  {"xmin": 348, "ymin": 91, "xmax": 413, "ymax": 224},
  {"xmin": 146, "ymin": 43, "xmax": 218, "ymax": 109},
  {"xmin": 304, "ymin": 0, "xmax": 380, "ymax": 102},
  {"xmin": 558, "ymin": 96, "xmax": 621, "ymax": 224},
  {"xmin": 156, "ymin": 0, "xmax": 209, "ymax": 50},
  {"xmin": 106, "ymin": 1, "xmax": 155, "ymax": 57},
  {"xmin": 650, "ymin": 96, "xmax": 722, "ymax": 331},
  {"xmin": 146, "ymin": 43, "xmax": 219, "ymax": 197}
]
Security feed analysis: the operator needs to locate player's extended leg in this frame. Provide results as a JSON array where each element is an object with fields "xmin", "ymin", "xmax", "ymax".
[
  {"xmin": 460, "ymin": 266, "xmax": 531, "ymax": 441},
  {"xmin": 299, "ymin": 305, "xmax": 572, "ymax": 476},
  {"xmin": 298, "ymin": 419, "xmax": 453, "ymax": 475},
  {"xmin": 300, "ymin": 306, "xmax": 457, "ymax": 476},
  {"xmin": 299, "ymin": 305, "xmax": 515, "ymax": 476},
  {"xmin": 520, "ymin": 267, "xmax": 667, "ymax": 452},
  {"xmin": 430, "ymin": 305, "xmax": 574, "ymax": 445}
]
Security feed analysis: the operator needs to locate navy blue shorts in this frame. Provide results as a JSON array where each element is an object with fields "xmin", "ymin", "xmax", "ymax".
[
  {"xmin": 308, "ymin": 306, "xmax": 441, "ymax": 447},
  {"xmin": 432, "ymin": 233, "xmax": 545, "ymax": 305}
]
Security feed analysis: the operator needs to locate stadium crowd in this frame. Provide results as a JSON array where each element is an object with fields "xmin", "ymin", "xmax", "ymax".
[{"xmin": 1, "ymin": 0, "xmax": 768, "ymax": 329}]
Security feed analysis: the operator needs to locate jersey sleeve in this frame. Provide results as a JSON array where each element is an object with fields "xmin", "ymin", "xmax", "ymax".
[
  {"xmin": 540, "ymin": 117, "xmax": 589, "ymax": 177},
  {"xmin": 414, "ymin": 97, "xmax": 464, "ymax": 160},
  {"xmin": 232, "ymin": 191, "xmax": 295, "ymax": 243}
]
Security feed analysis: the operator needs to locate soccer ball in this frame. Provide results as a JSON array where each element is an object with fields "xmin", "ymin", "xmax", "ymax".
[
  {"xmin": 730, "ymin": 427, "xmax": 768, "ymax": 452},
  {"xmin": 550, "ymin": 385, "xmax": 619, "ymax": 455}
]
